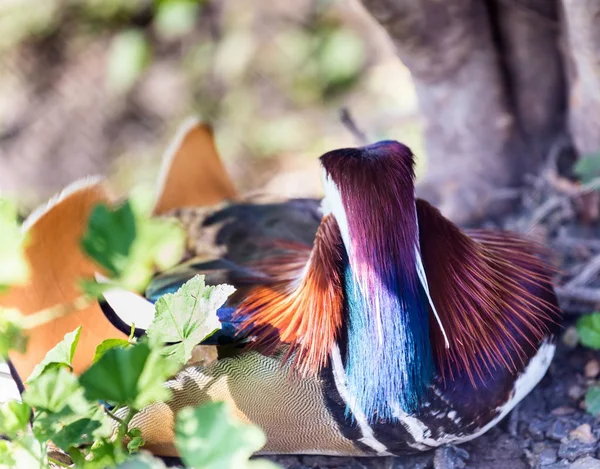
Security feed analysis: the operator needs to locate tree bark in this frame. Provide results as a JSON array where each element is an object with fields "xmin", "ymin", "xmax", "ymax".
[
  {"xmin": 561, "ymin": 0, "xmax": 600, "ymax": 155},
  {"xmin": 360, "ymin": 0, "xmax": 600, "ymax": 225},
  {"xmin": 363, "ymin": 0, "xmax": 520, "ymax": 224}
]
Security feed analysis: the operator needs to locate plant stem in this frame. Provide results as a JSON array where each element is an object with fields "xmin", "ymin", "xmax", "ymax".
[
  {"xmin": 104, "ymin": 407, "xmax": 127, "ymax": 427},
  {"xmin": 115, "ymin": 407, "xmax": 137, "ymax": 446}
]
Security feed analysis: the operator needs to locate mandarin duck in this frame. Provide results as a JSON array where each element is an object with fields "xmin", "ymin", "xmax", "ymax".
[{"xmin": 2, "ymin": 119, "xmax": 561, "ymax": 458}]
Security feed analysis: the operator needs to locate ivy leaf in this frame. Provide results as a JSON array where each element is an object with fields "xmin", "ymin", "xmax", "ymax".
[
  {"xmin": 23, "ymin": 367, "xmax": 83, "ymax": 413},
  {"xmin": 81, "ymin": 202, "xmax": 137, "ymax": 278},
  {"xmin": 147, "ymin": 275, "xmax": 232, "ymax": 366},
  {"xmin": 80, "ymin": 341, "xmax": 178, "ymax": 409},
  {"xmin": 577, "ymin": 313, "xmax": 600, "ymax": 349},
  {"xmin": 0, "ymin": 197, "xmax": 28, "ymax": 291},
  {"xmin": 93, "ymin": 338, "xmax": 132, "ymax": 363},
  {"xmin": 586, "ymin": 387, "xmax": 600, "ymax": 415},
  {"xmin": 0, "ymin": 401, "xmax": 31, "ymax": 438},
  {"xmin": 27, "ymin": 326, "xmax": 81, "ymax": 383},
  {"xmin": 175, "ymin": 402, "xmax": 268, "ymax": 469}
]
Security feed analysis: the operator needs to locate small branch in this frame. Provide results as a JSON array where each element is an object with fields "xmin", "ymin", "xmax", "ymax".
[
  {"xmin": 556, "ymin": 286, "xmax": 600, "ymax": 304},
  {"xmin": 339, "ymin": 107, "xmax": 368, "ymax": 145},
  {"xmin": 564, "ymin": 253, "xmax": 600, "ymax": 289}
]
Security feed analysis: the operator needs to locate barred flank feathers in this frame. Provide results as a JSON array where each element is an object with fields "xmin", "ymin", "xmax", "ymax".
[
  {"xmin": 416, "ymin": 199, "xmax": 560, "ymax": 384},
  {"xmin": 237, "ymin": 215, "xmax": 345, "ymax": 376}
]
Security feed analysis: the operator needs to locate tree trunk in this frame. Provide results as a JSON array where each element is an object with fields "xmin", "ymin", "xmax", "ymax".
[{"xmin": 361, "ymin": 0, "xmax": 599, "ymax": 225}]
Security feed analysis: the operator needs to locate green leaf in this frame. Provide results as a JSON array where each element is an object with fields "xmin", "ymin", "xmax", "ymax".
[
  {"xmin": 52, "ymin": 417, "xmax": 104, "ymax": 452},
  {"xmin": 116, "ymin": 451, "xmax": 167, "ymax": 468},
  {"xmin": 81, "ymin": 202, "xmax": 137, "ymax": 278},
  {"xmin": 155, "ymin": 0, "xmax": 199, "ymax": 39},
  {"xmin": 175, "ymin": 402, "xmax": 267, "ymax": 469},
  {"xmin": 0, "ymin": 401, "xmax": 31, "ymax": 438},
  {"xmin": 586, "ymin": 387, "xmax": 600, "ymax": 415},
  {"xmin": 84, "ymin": 438, "xmax": 128, "ymax": 469},
  {"xmin": 147, "ymin": 275, "xmax": 232, "ymax": 366},
  {"xmin": 0, "ymin": 198, "xmax": 28, "ymax": 291},
  {"xmin": 93, "ymin": 338, "xmax": 132, "ymax": 363},
  {"xmin": 0, "ymin": 309, "xmax": 28, "ymax": 358},
  {"xmin": 577, "ymin": 313, "xmax": 600, "ymax": 349},
  {"xmin": 0, "ymin": 440, "xmax": 16, "ymax": 467},
  {"xmin": 80, "ymin": 341, "xmax": 178, "ymax": 409},
  {"xmin": 81, "ymin": 197, "xmax": 186, "ymax": 293},
  {"xmin": 32, "ymin": 397, "xmax": 111, "ymax": 451},
  {"xmin": 574, "ymin": 153, "xmax": 600, "ymax": 184},
  {"xmin": 9, "ymin": 434, "xmax": 46, "ymax": 468},
  {"xmin": 27, "ymin": 326, "xmax": 81, "ymax": 382},
  {"xmin": 107, "ymin": 29, "xmax": 151, "ymax": 93},
  {"xmin": 127, "ymin": 435, "xmax": 145, "ymax": 454},
  {"xmin": 23, "ymin": 367, "xmax": 83, "ymax": 413}
]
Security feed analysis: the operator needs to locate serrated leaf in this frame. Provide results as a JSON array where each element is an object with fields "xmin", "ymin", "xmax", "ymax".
[
  {"xmin": 80, "ymin": 341, "xmax": 178, "ymax": 409},
  {"xmin": 147, "ymin": 275, "xmax": 233, "ymax": 366},
  {"xmin": 577, "ymin": 313, "xmax": 600, "ymax": 349},
  {"xmin": 93, "ymin": 338, "xmax": 132, "ymax": 363},
  {"xmin": 175, "ymin": 402, "xmax": 267, "ymax": 469},
  {"xmin": 81, "ymin": 202, "xmax": 137, "ymax": 278},
  {"xmin": 23, "ymin": 367, "xmax": 83, "ymax": 413},
  {"xmin": 0, "ymin": 401, "xmax": 31, "ymax": 438},
  {"xmin": 586, "ymin": 387, "xmax": 600, "ymax": 415},
  {"xmin": 27, "ymin": 326, "xmax": 81, "ymax": 383},
  {"xmin": 33, "ymin": 400, "xmax": 112, "ymax": 452}
]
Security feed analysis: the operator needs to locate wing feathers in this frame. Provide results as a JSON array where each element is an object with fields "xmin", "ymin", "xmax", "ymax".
[
  {"xmin": 236, "ymin": 215, "xmax": 345, "ymax": 376},
  {"xmin": 417, "ymin": 199, "xmax": 560, "ymax": 384}
]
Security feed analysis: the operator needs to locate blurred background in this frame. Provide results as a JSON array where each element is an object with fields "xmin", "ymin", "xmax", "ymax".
[{"xmin": 0, "ymin": 0, "xmax": 424, "ymax": 210}]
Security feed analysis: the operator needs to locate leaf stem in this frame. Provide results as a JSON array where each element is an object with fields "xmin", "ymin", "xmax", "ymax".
[{"xmin": 104, "ymin": 407, "xmax": 127, "ymax": 427}]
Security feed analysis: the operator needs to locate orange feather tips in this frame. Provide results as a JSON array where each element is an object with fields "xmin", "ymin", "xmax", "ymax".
[
  {"xmin": 416, "ymin": 199, "xmax": 561, "ymax": 384},
  {"xmin": 237, "ymin": 215, "xmax": 345, "ymax": 376}
]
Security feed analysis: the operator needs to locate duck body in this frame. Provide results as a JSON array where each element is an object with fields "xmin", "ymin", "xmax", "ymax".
[
  {"xmin": 4, "ymin": 123, "xmax": 560, "ymax": 458},
  {"xmin": 129, "ymin": 193, "xmax": 559, "ymax": 457}
]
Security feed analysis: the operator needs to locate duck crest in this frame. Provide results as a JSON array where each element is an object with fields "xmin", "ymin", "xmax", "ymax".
[{"xmin": 320, "ymin": 142, "xmax": 434, "ymax": 421}]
